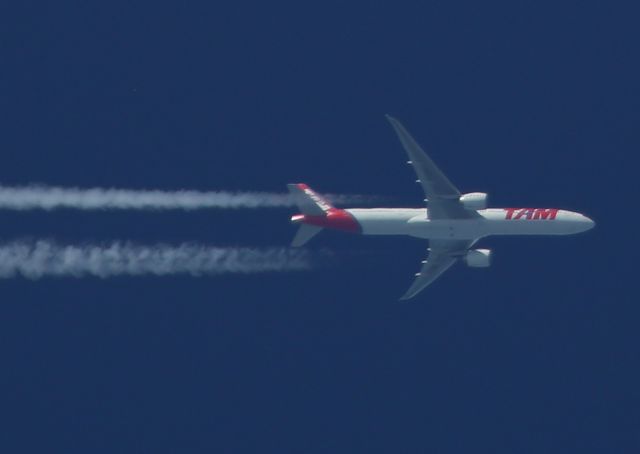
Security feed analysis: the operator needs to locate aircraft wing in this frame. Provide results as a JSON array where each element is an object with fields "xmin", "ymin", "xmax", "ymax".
[
  {"xmin": 386, "ymin": 115, "xmax": 479, "ymax": 220},
  {"xmin": 400, "ymin": 239, "xmax": 476, "ymax": 300}
]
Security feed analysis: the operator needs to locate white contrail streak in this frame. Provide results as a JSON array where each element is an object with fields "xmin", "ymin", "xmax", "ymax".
[
  {"xmin": 0, "ymin": 241, "xmax": 312, "ymax": 279},
  {"xmin": 0, "ymin": 186, "xmax": 370, "ymax": 210}
]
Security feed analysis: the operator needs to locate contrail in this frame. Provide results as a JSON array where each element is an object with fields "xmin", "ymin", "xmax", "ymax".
[
  {"xmin": 0, "ymin": 185, "xmax": 372, "ymax": 210},
  {"xmin": 0, "ymin": 240, "xmax": 312, "ymax": 279}
]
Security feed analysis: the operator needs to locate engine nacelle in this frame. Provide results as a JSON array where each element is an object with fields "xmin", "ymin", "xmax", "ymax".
[
  {"xmin": 465, "ymin": 249, "xmax": 492, "ymax": 268},
  {"xmin": 459, "ymin": 192, "xmax": 488, "ymax": 210}
]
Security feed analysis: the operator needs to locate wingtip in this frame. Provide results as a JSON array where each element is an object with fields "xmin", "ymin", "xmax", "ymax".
[
  {"xmin": 385, "ymin": 115, "xmax": 405, "ymax": 133},
  {"xmin": 398, "ymin": 292, "xmax": 415, "ymax": 302}
]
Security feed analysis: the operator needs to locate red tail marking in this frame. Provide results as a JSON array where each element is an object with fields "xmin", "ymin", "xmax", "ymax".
[{"xmin": 294, "ymin": 208, "xmax": 361, "ymax": 233}]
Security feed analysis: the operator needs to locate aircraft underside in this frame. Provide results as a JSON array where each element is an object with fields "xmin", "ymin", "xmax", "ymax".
[
  {"xmin": 346, "ymin": 208, "xmax": 594, "ymax": 239},
  {"xmin": 287, "ymin": 116, "xmax": 594, "ymax": 299}
]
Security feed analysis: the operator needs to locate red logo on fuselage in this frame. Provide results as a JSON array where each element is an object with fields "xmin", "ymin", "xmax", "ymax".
[{"xmin": 504, "ymin": 208, "xmax": 558, "ymax": 220}]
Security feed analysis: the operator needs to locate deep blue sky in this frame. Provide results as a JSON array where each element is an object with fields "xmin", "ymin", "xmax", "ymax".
[{"xmin": 0, "ymin": 2, "xmax": 638, "ymax": 453}]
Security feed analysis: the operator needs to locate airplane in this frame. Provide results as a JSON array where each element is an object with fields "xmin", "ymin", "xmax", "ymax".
[{"xmin": 288, "ymin": 115, "xmax": 595, "ymax": 300}]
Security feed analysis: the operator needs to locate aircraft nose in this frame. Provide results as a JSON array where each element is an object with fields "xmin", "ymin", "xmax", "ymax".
[{"xmin": 581, "ymin": 215, "xmax": 595, "ymax": 231}]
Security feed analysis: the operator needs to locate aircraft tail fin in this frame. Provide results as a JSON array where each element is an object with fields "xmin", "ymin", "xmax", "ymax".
[
  {"xmin": 287, "ymin": 183, "xmax": 334, "ymax": 247},
  {"xmin": 287, "ymin": 183, "xmax": 334, "ymax": 215}
]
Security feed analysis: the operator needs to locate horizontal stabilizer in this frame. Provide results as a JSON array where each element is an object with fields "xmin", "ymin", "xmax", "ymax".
[{"xmin": 291, "ymin": 224, "xmax": 322, "ymax": 247}]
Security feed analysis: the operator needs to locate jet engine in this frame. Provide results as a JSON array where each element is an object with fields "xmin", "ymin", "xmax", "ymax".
[
  {"xmin": 459, "ymin": 192, "xmax": 488, "ymax": 210},
  {"xmin": 465, "ymin": 249, "xmax": 492, "ymax": 267}
]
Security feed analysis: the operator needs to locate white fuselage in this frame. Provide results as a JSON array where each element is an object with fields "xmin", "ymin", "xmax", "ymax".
[{"xmin": 346, "ymin": 207, "xmax": 595, "ymax": 240}]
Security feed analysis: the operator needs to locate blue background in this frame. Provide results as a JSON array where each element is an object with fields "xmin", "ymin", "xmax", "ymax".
[{"xmin": 0, "ymin": 2, "xmax": 638, "ymax": 452}]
